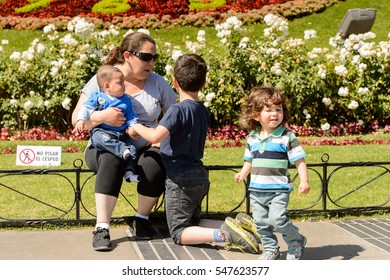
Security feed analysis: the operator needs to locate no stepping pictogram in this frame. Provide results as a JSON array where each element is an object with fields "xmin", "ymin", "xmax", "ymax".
[{"xmin": 19, "ymin": 148, "xmax": 35, "ymax": 164}]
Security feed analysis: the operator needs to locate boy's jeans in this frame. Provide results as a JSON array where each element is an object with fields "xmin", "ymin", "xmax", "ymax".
[
  {"xmin": 165, "ymin": 165, "xmax": 210, "ymax": 244},
  {"xmin": 250, "ymin": 191, "xmax": 301, "ymax": 249}
]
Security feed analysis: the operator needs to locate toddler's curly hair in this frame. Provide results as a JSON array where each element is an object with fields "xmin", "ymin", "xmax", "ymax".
[{"xmin": 238, "ymin": 86, "xmax": 290, "ymax": 131}]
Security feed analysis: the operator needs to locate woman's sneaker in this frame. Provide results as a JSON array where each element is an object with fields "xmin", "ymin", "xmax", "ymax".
[
  {"xmin": 235, "ymin": 213, "xmax": 261, "ymax": 243},
  {"xmin": 286, "ymin": 235, "xmax": 307, "ymax": 260},
  {"xmin": 92, "ymin": 227, "xmax": 112, "ymax": 251},
  {"xmin": 259, "ymin": 248, "xmax": 281, "ymax": 260},
  {"xmin": 220, "ymin": 217, "xmax": 260, "ymax": 254}
]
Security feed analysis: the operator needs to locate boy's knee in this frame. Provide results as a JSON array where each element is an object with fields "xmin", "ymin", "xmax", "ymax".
[
  {"xmin": 170, "ymin": 228, "xmax": 185, "ymax": 245},
  {"xmin": 171, "ymin": 232, "xmax": 181, "ymax": 245}
]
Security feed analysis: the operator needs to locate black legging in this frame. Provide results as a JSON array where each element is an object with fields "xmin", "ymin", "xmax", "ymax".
[{"xmin": 85, "ymin": 145, "xmax": 166, "ymax": 198}]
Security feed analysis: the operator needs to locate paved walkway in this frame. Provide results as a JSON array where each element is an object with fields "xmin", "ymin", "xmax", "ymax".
[{"xmin": 1, "ymin": 218, "xmax": 389, "ymax": 260}]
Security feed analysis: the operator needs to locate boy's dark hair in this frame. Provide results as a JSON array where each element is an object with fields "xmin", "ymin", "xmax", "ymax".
[
  {"xmin": 174, "ymin": 54, "xmax": 207, "ymax": 92},
  {"xmin": 239, "ymin": 86, "xmax": 290, "ymax": 131},
  {"xmin": 96, "ymin": 65, "xmax": 123, "ymax": 89}
]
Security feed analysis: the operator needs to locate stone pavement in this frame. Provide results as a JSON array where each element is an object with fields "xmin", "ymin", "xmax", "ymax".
[{"xmin": 0, "ymin": 218, "xmax": 389, "ymax": 260}]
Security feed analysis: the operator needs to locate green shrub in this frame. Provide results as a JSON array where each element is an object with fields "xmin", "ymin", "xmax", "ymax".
[
  {"xmin": 0, "ymin": 15, "xmax": 388, "ymax": 133},
  {"xmin": 92, "ymin": 0, "xmax": 131, "ymax": 15},
  {"xmin": 15, "ymin": 0, "xmax": 50, "ymax": 13},
  {"xmin": 159, "ymin": 14, "xmax": 389, "ymax": 129},
  {"xmin": 190, "ymin": 0, "xmax": 226, "ymax": 11},
  {"xmin": 0, "ymin": 18, "xmax": 119, "ymax": 131}
]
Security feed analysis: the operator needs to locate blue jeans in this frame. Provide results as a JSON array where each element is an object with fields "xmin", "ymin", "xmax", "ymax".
[
  {"xmin": 90, "ymin": 127, "xmax": 137, "ymax": 172},
  {"xmin": 165, "ymin": 165, "xmax": 209, "ymax": 244},
  {"xmin": 250, "ymin": 191, "xmax": 301, "ymax": 250}
]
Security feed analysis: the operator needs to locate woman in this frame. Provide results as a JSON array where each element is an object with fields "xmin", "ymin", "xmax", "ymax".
[{"xmin": 72, "ymin": 32, "xmax": 177, "ymax": 251}]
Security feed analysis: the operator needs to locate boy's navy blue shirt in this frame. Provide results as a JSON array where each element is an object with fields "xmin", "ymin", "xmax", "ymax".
[{"xmin": 158, "ymin": 99, "xmax": 210, "ymax": 178}]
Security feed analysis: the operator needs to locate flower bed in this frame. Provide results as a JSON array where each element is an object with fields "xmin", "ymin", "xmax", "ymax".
[
  {"xmin": 0, "ymin": 0, "xmax": 342, "ymax": 30},
  {"xmin": 0, "ymin": 0, "xmax": 292, "ymax": 20},
  {"xmin": 1, "ymin": 123, "xmax": 389, "ymax": 155}
]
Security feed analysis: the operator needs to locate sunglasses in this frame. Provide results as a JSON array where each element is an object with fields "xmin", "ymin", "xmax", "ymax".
[{"xmin": 129, "ymin": 51, "xmax": 159, "ymax": 62}]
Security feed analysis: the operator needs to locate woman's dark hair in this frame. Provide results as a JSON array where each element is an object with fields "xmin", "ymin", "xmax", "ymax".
[{"xmin": 104, "ymin": 32, "xmax": 156, "ymax": 65}]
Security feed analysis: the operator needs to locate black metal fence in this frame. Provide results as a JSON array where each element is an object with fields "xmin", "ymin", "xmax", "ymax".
[{"xmin": 0, "ymin": 154, "xmax": 389, "ymax": 226}]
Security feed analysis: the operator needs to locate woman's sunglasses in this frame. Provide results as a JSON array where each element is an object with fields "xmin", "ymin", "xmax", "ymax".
[{"xmin": 129, "ymin": 51, "xmax": 159, "ymax": 62}]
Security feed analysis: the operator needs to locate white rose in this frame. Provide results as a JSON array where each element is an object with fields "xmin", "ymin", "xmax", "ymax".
[
  {"xmin": 321, "ymin": 123, "xmax": 330, "ymax": 131},
  {"xmin": 348, "ymin": 100, "xmax": 359, "ymax": 110},
  {"xmin": 62, "ymin": 97, "xmax": 72, "ymax": 110},
  {"xmin": 24, "ymin": 100, "xmax": 34, "ymax": 111}
]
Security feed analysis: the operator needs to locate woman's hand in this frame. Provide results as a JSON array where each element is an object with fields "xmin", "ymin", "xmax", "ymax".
[{"xmin": 99, "ymin": 107, "xmax": 125, "ymax": 127}]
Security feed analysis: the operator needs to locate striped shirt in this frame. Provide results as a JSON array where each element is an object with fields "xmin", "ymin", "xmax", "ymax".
[{"xmin": 244, "ymin": 126, "xmax": 306, "ymax": 192}]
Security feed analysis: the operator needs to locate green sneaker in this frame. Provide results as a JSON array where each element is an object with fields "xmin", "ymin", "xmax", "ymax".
[
  {"xmin": 235, "ymin": 213, "xmax": 261, "ymax": 243},
  {"xmin": 286, "ymin": 235, "xmax": 307, "ymax": 260},
  {"xmin": 220, "ymin": 217, "xmax": 260, "ymax": 254}
]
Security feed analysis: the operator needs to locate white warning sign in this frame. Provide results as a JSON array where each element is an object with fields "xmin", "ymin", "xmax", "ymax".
[{"xmin": 16, "ymin": 145, "xmax": 62, "ymax": 166}]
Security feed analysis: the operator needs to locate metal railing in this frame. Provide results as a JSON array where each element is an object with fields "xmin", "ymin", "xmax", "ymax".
[{"xmin": 0, "ymin": 154, "xmax": 389, "ymax": 226}]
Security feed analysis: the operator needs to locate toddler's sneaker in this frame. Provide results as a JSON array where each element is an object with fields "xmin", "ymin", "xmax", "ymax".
[
  {"xmin": 259, "ymin": 248, "xmax": 280, "ymax": 260},
  {"xmin": 220, "ymin": 217, "xmax": 259, "ymax": 254},
  {"xmin": 124, "ymin": 171, "xmax": 140, "ymax": 182},
  {"xmin": 286, "ymin": 235, "xmax": 307, "ymax": 260},
  {"xmin": 235, "ymin": 213, "xmax": 261, "ymax": 243}
]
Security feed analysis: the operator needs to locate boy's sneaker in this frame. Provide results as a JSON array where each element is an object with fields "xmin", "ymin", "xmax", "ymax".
[
  {"xmin": 220, "ymin": 217, "xmax": 259, "ymax": 254},
  {"xmin": 92, "ymin": 227, "xmax": 112, "ymax": 251},
  {"xmin": 259, "ymin": 248, "xmax": 281, "ymax": 260},
  {"xmin": 235, "ymin": 213, "xmax": 261, "ymax": 243},
  {"xmin": 124, "ymin": 171, "xmax": 141, "ymax": 183},
  {"xmin": 286, "ymin": 235, "xmax": 307, "ymax": 260},
  {"xmin": 133, "ymin": 217, "xmax": 154, "ymax": 240}
]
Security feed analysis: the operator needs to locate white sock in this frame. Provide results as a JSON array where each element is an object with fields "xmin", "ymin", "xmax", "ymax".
[
  {"xmin": 135, "ymin": 213, "xmax": 149, "ymax": 220},
  {"xmin": 95, "ymin": 222, "xmax": 110, "ymax": 230}
]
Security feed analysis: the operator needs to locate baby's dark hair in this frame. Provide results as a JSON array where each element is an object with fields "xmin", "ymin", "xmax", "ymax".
[
  {"xmin": 96, "ymin": 65, "xmax": 123, "ymax": 89},
  {"xmin": 174, "ymin": 54, "xmax": 207, "ymax": 92},
  {"xmin": 238, "ymin": 86, "xmax": 290, "ymax": 131}
]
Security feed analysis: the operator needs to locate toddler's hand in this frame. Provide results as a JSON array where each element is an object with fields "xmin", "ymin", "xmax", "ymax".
[
  {"xmin": 298, "ymin": 182, "xmax": 310, "ymax": 195},
  {"xmin": 235, "ymin": 173, "xmax": 245, "ymax": 183},
  {"xmin": 73, "ymin": 120, "xmax": 85, "ymax": 135}
]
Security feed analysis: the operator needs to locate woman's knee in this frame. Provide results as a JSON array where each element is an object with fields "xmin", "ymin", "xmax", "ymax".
[
  {"xmin": 137, "ymin": 147, "xmax": 165, "ymax": 179},
  {"xmin": 136, "ymin": 147, "xmax": 165, "ymax": 197},
  {"xmin": 88, "ymin": 149, "xmax": 126, "ymax": 196}
]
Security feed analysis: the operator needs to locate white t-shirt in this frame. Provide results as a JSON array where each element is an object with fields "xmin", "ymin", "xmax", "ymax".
[{"xmin": 81, "ymin": 72, "xmax": 177, "ymax": 149}]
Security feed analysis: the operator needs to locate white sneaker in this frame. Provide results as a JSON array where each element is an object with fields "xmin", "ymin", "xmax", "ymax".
[
  {"xmin": 122, "ymin": 149, "xmax": 131, "ymax": 161},
  {"xmin": 124, "ymin": 171, "xmax": 140, "ymax": 182}
]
